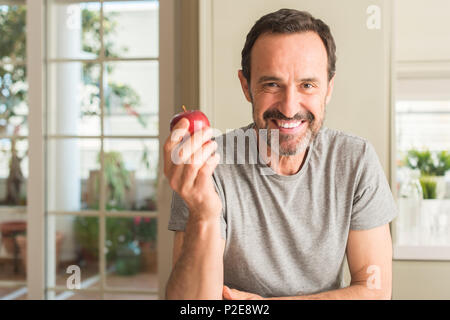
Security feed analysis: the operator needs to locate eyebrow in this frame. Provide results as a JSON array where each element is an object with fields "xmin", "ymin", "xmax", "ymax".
[{"xmin": 257, "ymin": 75, "xmax": 320, "ymax": 84}]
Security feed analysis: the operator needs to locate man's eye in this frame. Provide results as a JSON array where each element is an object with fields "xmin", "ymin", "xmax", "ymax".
[
  {"xmin": 303, "ymin": 83, "xmax": 313, "ymax": 89},
  {"xmin": 265, "ymin": 82, "xmax": 278, "ymax": 87}
]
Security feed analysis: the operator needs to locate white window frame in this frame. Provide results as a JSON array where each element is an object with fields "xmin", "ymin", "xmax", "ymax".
[
  {"xmin": 392, "ymin": 63, "xmax": 450, "ymax": 261},
  {"xmin": 0, "ymin": 0, "xmax": 174, "ymax": 299}
]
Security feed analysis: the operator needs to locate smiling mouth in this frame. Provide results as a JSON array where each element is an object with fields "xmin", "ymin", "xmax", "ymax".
[{"xmin": 270, "ymin": 119, "xmax": 307, "ymax": 131}]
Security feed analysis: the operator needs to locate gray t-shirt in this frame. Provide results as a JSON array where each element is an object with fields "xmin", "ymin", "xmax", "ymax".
[{"xmin": 169, "ymin": 124, "xmax": 398, "ymax": 298}]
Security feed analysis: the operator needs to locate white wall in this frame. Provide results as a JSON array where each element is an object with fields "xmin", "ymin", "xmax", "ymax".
[{"xmin": 396, "ymin": 0, "xmax": 450, "ymax": 62}]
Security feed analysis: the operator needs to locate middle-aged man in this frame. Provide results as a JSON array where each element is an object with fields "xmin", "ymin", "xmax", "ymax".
[{"xmin": 164, "ymin": 8, "xmax": 397, "ymax": 300}]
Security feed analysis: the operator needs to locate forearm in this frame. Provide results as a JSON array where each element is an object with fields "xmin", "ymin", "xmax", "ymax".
[
  {"xmin": 166, "ymin": 215, "xmax": 224, "ymax": 300},
  {"xmin": 267, "ymin": 283, "xmax": 391, "ymax": 300}
]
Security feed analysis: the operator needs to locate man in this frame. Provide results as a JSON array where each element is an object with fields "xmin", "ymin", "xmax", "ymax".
[{"xmin": 164, "ymin": 9, "xmax": 397, "ymax": 300}]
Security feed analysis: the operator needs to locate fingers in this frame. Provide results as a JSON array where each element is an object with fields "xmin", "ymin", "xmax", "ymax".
[
  {"xmin": 163, "ymin": 118, "xmax": 189, "ymax": 173},
  {"xmin": 167, "ymin": 118, "xmax": 190, "ymax": 149},
  {"xmin": 180, "ymin": 140, "xmax": 218, "ymax": 190},
  {"xmin": 194, "ymin": 152, "xmax": 220, "ymax": 190},
  {"xmin": 178, "ymin": 127, "xmax": 213, "ymax": 163},
  {"xmin": 164, "ymin": 121, "xmax": 218, "ymax": 197}
]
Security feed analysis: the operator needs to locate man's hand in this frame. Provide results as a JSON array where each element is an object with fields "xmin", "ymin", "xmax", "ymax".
[
  {"xmin": 164, "ymin": 118, "xmax": 225, "ymax": 300},
  {"xmin": 163, "ymin": 117, "xmax": 222, "ymax": 219},
  {"xmin": 222, "ymin": 285, "xmax": 264, "ymax": 300}
]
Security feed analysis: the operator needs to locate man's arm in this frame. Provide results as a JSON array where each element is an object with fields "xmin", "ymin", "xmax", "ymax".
[
  {"xmin": 224, "ymin": 223, "xmax": 393, "ymax": 300},
  {"xmin": 275, "ymin": 223, "xmax": 392, "ymax": 300},
  {"xmin": 164, "ymin": 118, "xmax": 225, "ymax": 300},
  {"xmin": 166, "ymin": 220, "xmax": 225, "ymax": 300}
]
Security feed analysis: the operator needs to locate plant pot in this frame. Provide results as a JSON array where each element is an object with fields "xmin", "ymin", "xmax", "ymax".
[
  {"xmin": 139, "ymin": 241, "xmax": 157, "ymax": 273},
  {"xmin": 15, "ymin": 232, "xmax": 64, "ymax": 274},
  {"xmin": 115, "ymin": 241, "xmax": 141, "ymax": 276},
  {"xmin": 0, "ymin": 221, "xmax": 26, "ymax": 255},
  {"xmin": 435, "ymin": 176, "xmax": 447, "ymax": 199}
]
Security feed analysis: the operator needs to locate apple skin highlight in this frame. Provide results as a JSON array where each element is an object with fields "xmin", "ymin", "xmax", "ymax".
[{"xmin": 170, "ymin": 105, "xmax": 210, "ymax": 134}]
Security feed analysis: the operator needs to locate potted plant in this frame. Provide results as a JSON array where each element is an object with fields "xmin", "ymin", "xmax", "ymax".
[
  {"xmin": 73, "ymin": 216, "xmax": 135, "ymax": 263},
  {"xmin": 74, "ymin": 151, "xmax": 140, "ymax": 275},
  {"xmin": 404, "ymin": 149, "xmax": 450, "ymax": 199},
  {"xmin": 134, "ymin": 215, "xmax": 157, "ymax": 273}
]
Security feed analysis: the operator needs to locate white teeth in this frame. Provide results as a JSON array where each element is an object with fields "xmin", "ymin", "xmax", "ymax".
[{"xmin": 276, "ymin": 120, "xmax": 302, "ymax": 128}]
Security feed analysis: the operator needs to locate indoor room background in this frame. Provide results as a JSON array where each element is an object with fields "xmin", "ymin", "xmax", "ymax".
[{"xmin": 0, "ymin": 0, "xmax": 449, "ymax": 299}]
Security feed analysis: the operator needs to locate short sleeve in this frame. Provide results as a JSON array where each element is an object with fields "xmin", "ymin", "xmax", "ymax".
[
  {"xmin": 168, "ymin": 175, "xmax": 227, "ymax": 240},
  {"xmin": 350, "ymin": 142, "xmax": 398, "ymax": 230}
]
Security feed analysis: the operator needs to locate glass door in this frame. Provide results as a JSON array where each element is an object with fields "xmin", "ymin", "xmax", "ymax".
[
  {"xmin": 44, "ymin": 0, "xmax": 160, "ymax": 299},
  {"xmin": 0, "ymin": 0, "xmax": 28, "ymax": 300}
]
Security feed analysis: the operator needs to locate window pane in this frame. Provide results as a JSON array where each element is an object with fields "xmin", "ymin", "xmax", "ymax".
[
  {"xmin": 105, "ymin": 217, "xmax": 157, "ymax": 292},
  {"xmin": 104, "ymin": 61, "xmax": 159, "ymax": 137},
  {"xmin": 0, "ymin": 64, "xmax": 28, "ymax": 137},
  {"xmin": 395, "ymin": 99, "xmax": 450, "ymax": 246},
  {"xmin": 103, "ymin": 139, "xmax": 158, "ymax": 212},
  {"xmin": 47, "ymin": 62, "xmax": 101, "ymax": 136},
  {"xmin": 0, "ymin": 218, "xmax": 27, "ymax": 280},
  {"xmin": 55, "ymin": 214, "xmax": 100, "ymax": 290},
  {"xmin": 396, "ymin": 101, "xmax": 450, "ymax": 151},
  {"xmin": 0, "ymin": 138, "xmax": 27, "ymax": 206},
  {"xmin": 103, "ymin": 1, "xmax": 158, "ymax": 58},
  {"xmin": 46, "ymin": 139, "xmax": 101, "ymax": 211},
  {"xmin": 0, "ymin": 3, "xmax": 27, "ymax": 297},
  {"xmin": 47, "ymin": 1, "xmax": 101, "ymax": 60},
  {"xmin": 46, "ymin": 214, "xmax": 100, "ymax": 295},
  {"xmin": 0, "ymin": 4, "xmax": 26, "ymax": 62}
]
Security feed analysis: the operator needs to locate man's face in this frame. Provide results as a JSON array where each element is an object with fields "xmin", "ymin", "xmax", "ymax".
[{"xmin": 238, "ymin": 31, "xmax": 335, "ymax": 156}]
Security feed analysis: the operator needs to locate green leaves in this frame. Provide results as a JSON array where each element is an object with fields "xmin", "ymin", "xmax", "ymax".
[
  {"xmin": 436, "ymin": 151, "xmax": 450, "ymax": 176},
  {"xmin": 0, "ymin": 6, "xmax": 26, "ymax": 61},
  {"xmin": 405, "ymin": 149, "xmax": 450, "ymax": 176},
  {"xmin": 99, "ymin": 151, "xmax": 131, "ymax": 210},
  {"xmin": 81, "ymin": 8, "xmax": 145, "ymax": 128},
  {"xmin": 0, "ymin": 6, "xmax": 27, "ymax": 127}
]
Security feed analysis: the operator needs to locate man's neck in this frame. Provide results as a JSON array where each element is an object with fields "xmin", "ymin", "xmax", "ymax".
[
  {"xmin": 254, "ymin": 128, "xmax": 310, "ymax": 176},
  {"xmin": 275, "ymin": 148, "xmax": 309, "ymax": 175},
  {"xmin": 265, "ymin": 148, "xmax": 309, "ymax": 176}
]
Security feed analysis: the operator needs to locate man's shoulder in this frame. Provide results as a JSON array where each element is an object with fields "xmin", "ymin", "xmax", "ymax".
[
  {"xmin": 316, "ymin": 127, "xmax": 370, "ymax": 151},
  {"xmin": 314, "ymin": 127, "xmax": 374, "ymax": 165}
]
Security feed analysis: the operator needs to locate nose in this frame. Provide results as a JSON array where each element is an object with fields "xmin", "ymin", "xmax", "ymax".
[{"xmin": 278, "ymin": 84, "xmax": 301, "ymax": 119}]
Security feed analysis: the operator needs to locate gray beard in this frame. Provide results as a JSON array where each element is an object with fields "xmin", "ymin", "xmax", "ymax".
[
  {"xmin": 267, "ymin": 126, "xmax": 313, "ymax": 156},
  {"xmin": 251, "ymin": 98, "xmax": 325, "ymax": 156}
]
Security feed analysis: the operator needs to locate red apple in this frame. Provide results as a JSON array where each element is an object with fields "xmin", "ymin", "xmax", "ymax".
[{"xmin": 170, "ymin": 105, "xmax": 210, "ymax": 134}]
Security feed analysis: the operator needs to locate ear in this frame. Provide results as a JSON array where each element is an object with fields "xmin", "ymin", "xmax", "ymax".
[
  {"xmin": 238, "ymin": 70, "xmax": 252, "ymax": 103},
  {"xmin": 325, "ymin": 74, "xmax": 335, "ymax": 105}
]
